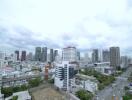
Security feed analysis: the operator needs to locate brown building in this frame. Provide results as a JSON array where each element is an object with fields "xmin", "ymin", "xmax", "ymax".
[{"xmin": 21, "ymin": 51, "xmax": 26, "ymax": 61}]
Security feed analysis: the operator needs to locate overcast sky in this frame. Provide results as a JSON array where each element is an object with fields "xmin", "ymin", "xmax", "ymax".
[{"xmin": 0, "ymin": 0, "xmax": 132, "ymax": 55}]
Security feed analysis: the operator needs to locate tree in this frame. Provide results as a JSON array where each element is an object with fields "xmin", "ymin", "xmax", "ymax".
[
  {"xmin": 124, "ymin": 86, "xmax": 130, "ymax": 91},
  {"xmin": 76, "ymin": 90, "xmax": 93, "ymax": 100},
  {"xmin": 20, "ymin": 85, "xmax": 28, "ymax": 91},
  {"xmin": 1, "ymin": 87, "xmax": 13, "ymax": 98},
  {"xmin": 12, "ymin": 95, "xmax": 18, "ymax": 100},
  {"xmin": 28, "ymin": 77, "xmax": 42, "ymax": 87},
  {"xmin": 13, "ymin": 86, "xmax": 20, "ymax": 93},
  {"xmin": 123, "ymin": 92, "xmax": 132, "ymax": 100},
  {"xmin": 80, "ymin": 69, "xmax": 115, "ymax": 90}
]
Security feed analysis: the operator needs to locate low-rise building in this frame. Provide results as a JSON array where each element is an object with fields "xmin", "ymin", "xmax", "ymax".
[
  {"xmin": 83, "ymin": 80, "xmax": 98, "ymax": 93},
  {"xmin": 70, "ymin": 74, "xmax": 98, "ymax": 94},
  {"xmin": 94, "ymin": 62, "xmax": 114, "ymax": 75}
]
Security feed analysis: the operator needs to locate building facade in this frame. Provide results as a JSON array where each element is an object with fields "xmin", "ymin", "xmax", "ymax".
[
  {"xmin": 92, "ymin": 49, "xmax": 99, "ymax": 63},
  {"xmin": 26, "ymin": 52, "xmax": 33, "ymax": 61},
  {"xmin": 50, "ymin": 49, "xmax": 54, "ymax": 62},
  {"xmin": 0, "ymin": 51, "xmax": 5, "ymax": 68},
  {"xmin": 21, "ymin": 51, "xmax": 26, "ymax": 61},
  {"xmin": 0, "ymin": 73, "xmax": 4, "ymax": 100},
  {"xmin": 102, "ymin": 50, "xmax": 110, "ymax": 62},
  {"xmin": 35, "ymin": 47, "xmax": 41, "ymax": 61},
  {"xmin": 41, "ymin": 47, "xmax": 47, "ymax": 62},
  {"xmin": 54, "ymin": 61, "xmax": 76, "ymax": 91},
  {"xmin": 110, "ymin": 47, "xmax": 120, "ymax": 68},
  {"xmin": 54, "ymin": 50, "xmax": 58, "ymax": 61},
  {"xmin": 15, "ymin": 50, "xmax": 19, "ymax": 61},
  {"xmin": 77, "ymin": 51, "xmax": 80, "ymax": 61},
  {"xmin": 120, "ymin": 56, "xmax": 128, "ymax": 68},
  {"xmin": 62, "ymin": 47, "xmax": 77, "ymax": 62}
]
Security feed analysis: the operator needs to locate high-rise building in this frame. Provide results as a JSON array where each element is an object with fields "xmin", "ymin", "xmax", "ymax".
[
  {"xmin": 41, "ymin": 47, "xmax": 47, "ymax": 62},
  {"xmin": 55, "ymin": 54, "xmax": 62, "ymax": 63},
  {"xmin": 21, "ymin": 51, "xmax": 26, "ymax": 61},
  {"xmin": 77, "ymin": 51, "xmax": 80, "ymax": 61},
  {"xmin": 0, "ymin": 51, "xmax": 6, "ymax": 60},
  {"xmin": 26, "ymin": 52, "xmax": 33, "ymax": 61},
  {"xmin": 92, "ymin": 49, "xmax": 99, "ymax": 63},
  {"xmin": 50, "ymin": 49, "xmax": 54, "ymax": 62},
  {"xmin": 35, "ymin": 47, "xmax": 41, "ymax": 61},
  {"xmin": 110, "ymin": 47, "xmax": 120, "ymax": 68},
  {"xmin": 120, "ymin": 56, "xmax": 128, "ymax": 68},
  {"xmin": 54, "ymin": 61, "xmax": 76, "ymax": 91},
  {"xmin": 0, "ymin": 51, "xmax": 5, "ymax": 68},
  {"xmin": 15, "ymin": 50, "xmax": 19, "ymax": 61},
  {"xmin": 102, "ymin": 50, "xmax": 110, "ymax": 62},
  {"xmin": 62, "ymin": 46, "xmax": 77, "ymax": 62},
  {"xmin": 47, "ymin": 53, "xmax": 50, "ymax": 62},
  {"xmin": 54, "ymin": 50, "xmax": 58, "ymax": 61}
]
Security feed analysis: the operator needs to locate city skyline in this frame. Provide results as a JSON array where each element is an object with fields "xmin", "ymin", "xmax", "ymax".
[{"xmin": 0, "ymin": 0, "xmax": 132, "ymax": 55}]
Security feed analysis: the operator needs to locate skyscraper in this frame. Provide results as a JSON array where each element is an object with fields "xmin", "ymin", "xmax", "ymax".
[
  {"xmin": 77, "ymin": 51, "xmax": 80, "ymax": 61},
  {"xmin": 41, "ymin": 47, "xmax": 47, "ymax": 62},
  {"xmin": 110, "ymin": 47, "xmax": 120, "ymax": 68},
  {"xmin": 92, "ymin": 49, "xmax": 99, "ymax": 63},
  {"xmin": 102, "ymin": 50, "xmax": 110, "ymax": 62},
  {"xmin": 50, "ymin": 49, "xmax": 54, "ymax": 62},
  {"xmin": 27, "ymin": 52, "xmax": 33, "ymax": 61},
  {"xmin": 62, "ymin": 46, "xmax": 77, "ymax": 62},
  {"xmin": 120, "ymin": 56, "xmax": 128, "ymax": 68},
  {"xmin": 15, "ymin": 50, "xmax": 19, "ymax": 61},
  {"xmin": 35, "ymin": 47, "xmax": 41, "ymax": 61},
  {"xmin": 54, "ymin": 50, "xmax": 58, "ymax": 61},
  {"xmin": 21, "ymin": 51, "xmax": 26, "ymax": 61}
]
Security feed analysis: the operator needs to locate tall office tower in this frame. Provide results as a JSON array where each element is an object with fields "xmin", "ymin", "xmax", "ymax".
[
  {"xmin": 62, "ymin": 46, "xmax": 77, "ymax": 62},
  {"xmin": 27, "ymin": 52, "xmax": 33, "ymax": 61},
  {"xmin": 110, "ymin": 47, "xmax": 120, "ymax": 68},
  {"xmin": 41, "ymin": 47, "xmax": 47, "ymax": 62},
  {"xmin": 35, "ymin": 47, "xmax": 41, "ymax": 61},
  {"xmin": 21, "ymin": 51, "xmax": 26, "ymax": 61},
  {"xmin": 55, "ymin": 54, "xmax": 62, "ymax": 63},
  {"xmin": 128, "ymin": 58, "xmax": 132, "ymax": 65},
  {"xmin": 77, "ymin": 51, "xmax": 80, "ymax": 61},
  {"xmin": 102, "ymin": 50, "xmax": 110, "ymax": 62},
  {"xmin": 54, "ymin": 50, "xmax": 58, "ymax": 61},
  {"xmin": 92, "ymin": 49, "xmax": 99, "ymax": 63},
  {"xmin": 50, "ymin": 49, "xmax": 54, "ymax": 62},
  {"xmin": 0, "ymin": 51, "xmax": 5, "ymax": 68},
  {"xmin": 54, "ymin": 61, "xmax": 76, "ymax": 91},
  {"xmin": 0, "ymin": 51, "xmax": 5, "ymax": 60},
  {"xmin": 15, "ymin": 50, "xmax": 19, "ymax": 60},
  {"xmin": 47, "ymin": 53, "xmax": 50, "ymax": 62},
  {"xmin": 120, "ymin": 56, "xmax": 128, "ymax": 68}
]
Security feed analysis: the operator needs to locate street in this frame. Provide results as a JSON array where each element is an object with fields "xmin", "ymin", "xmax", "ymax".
[{"xmin": 95, "ymin": 66, "xmax": 132, "ymax": 100}]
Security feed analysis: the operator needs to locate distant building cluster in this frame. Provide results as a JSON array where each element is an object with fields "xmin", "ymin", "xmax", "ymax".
[{"xmin": 0, "ymin": 45, "xmax": 131, "ymax": 99}]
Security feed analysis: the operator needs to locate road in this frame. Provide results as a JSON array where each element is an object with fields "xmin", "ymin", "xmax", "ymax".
[{"xmin": 95, "ymin": 66, "xmax": 132, "ymax": 100}]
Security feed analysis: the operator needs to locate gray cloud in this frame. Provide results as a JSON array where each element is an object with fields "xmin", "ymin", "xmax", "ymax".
[{"xmin": 0, "ymin": 0, "xmax": 132, "ymax": 56}]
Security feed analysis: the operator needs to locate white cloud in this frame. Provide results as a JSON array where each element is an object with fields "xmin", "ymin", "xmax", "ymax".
[{"xmin": 0, "ymin": 0, "xmax": 132, "ymax": 55}]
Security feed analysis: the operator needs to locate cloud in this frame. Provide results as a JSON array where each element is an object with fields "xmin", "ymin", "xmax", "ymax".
[{"xmin": 0, "ymin": 0, "xmax": 132, "ymax": 56}]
